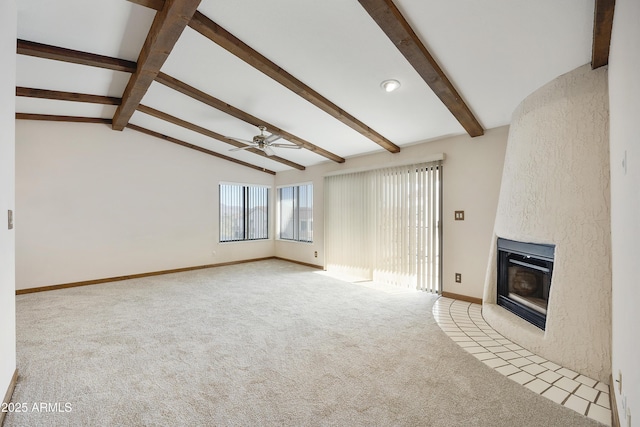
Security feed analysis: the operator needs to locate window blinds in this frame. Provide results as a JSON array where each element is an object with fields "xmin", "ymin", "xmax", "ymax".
[
  {"xmin": 278, "ymin": 183, "xmax": 313, "ymax": 242},
  {"xmin": 324, "ymin": 161, "xmax": 441, "ymax": 292},
  {"xmin": 219, "ymin": 184, "xmax": 269, "ymax": 242}
]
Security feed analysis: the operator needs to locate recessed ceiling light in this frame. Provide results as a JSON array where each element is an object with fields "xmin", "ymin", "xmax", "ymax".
[{"xmin": 380, "ymin": 79, "xmax": 401, "ymax": 92}]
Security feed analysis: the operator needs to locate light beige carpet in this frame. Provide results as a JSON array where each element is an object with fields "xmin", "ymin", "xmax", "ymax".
[{"xmin": 7, "ymin": 259, "xmax": 601, "ymax": 426}]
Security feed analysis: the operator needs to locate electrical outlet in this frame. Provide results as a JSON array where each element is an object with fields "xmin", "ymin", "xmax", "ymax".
[
  {"xmin": 455, "ymin": 273, "xmax": 462, "ymax": 283},
  {"xmin": 454, "ymin": 211, "xmax": 464, "ymax": 220},
  {"xmin": 314, "ymin": 251, "xmax": 318, "ymax": 258}
]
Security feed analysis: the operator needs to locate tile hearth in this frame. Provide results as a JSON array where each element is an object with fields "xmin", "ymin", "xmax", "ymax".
[{"xmin": 433, "ymin": 297, "xmax": 612, "ymax": 426}]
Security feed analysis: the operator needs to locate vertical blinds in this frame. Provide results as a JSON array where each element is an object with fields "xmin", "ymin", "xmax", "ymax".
[
  {"xmin": 219, "ymin": 184, "xmax": 268, "ymax": 242},
  {"xmin": 278, "ymin": 184, "xmax": 313, "ymax": 242},
  {"xmin": 324, "ymin": 161, "xmax": 441, "ymax": 292}
]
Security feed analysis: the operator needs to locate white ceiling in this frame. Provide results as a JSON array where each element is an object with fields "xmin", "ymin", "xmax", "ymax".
[{"xmin": 15, "ymin": 0, "xmax": 595, "ymax": 173}]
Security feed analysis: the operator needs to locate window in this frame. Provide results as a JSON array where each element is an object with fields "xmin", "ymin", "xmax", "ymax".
[
  {"xmin": 277, "ymin": 183, "xmax": 313, "ymax": 242},
  {"xmin": 219, "ymin": 183, "xmax": 269, "ymax": 242}
]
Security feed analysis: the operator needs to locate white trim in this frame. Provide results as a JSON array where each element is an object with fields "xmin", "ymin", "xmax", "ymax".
[
  {"xmin": 276, "ymin": 181, "xmax": 313, "ymax": 189},
  {"xmin": 323, "ymin": 153, "xmax": 445, "ymax": 177},
  {"xmin": 219, "ymin": 181, "xmax": 272, "ymax": 189}
]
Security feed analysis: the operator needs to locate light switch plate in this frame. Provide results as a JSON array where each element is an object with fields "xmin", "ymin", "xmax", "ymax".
[{"xmin": 454, "ymin": 211, "xmax": 464, "ymax": 220}]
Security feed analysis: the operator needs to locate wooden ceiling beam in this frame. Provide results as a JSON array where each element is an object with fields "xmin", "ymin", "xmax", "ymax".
[
  {"xmin": 112, "ymin": 0, "xmax": 202, "ymax": 131},
  {"xmin": 16, "ymin": 113, "xmax": 112, "ymax": 124},
  {"xmin": 155, "ymin": 73, "xmax": 346, "ymax": 164},
  {"xmin": 357, "ymin": 0, "xmax": 484, "ymax": 138},
  {"xmin": 14, "ymin": 111, "xmax": 275, "ymax": 174},
  {"xmin": 16, "ymin": 87, "xmax": 121, "ymax": 105},
  {"xmin": 189, "ymin": 11, "xmax": 400, "ymax": 153},
  {"xmin": 126, "ymin": 124, "xmax": 276, "ymax": 175},
  {"xmin": 128, "ymin": 0, "xmax": 399, "ymax": 153},
  {"xmin": 137, "ymin": 104, "xmax": 305, "ymax": 170},
  {"xmin": 591, "ymin": 0, "xmax": 615, "ymax": 69},
  {"xmin": 17, "ymin": 39, "xmax": 136, "ymax": 73}
]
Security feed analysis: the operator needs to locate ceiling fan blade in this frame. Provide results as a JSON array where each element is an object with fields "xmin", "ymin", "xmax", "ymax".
[
  {"xmin": 225, "ymin": 136, "xmax": 255, "ymax": 144},
  {"xmin": 271, "ymin": 143, "xmax": 302, "ymax": 149},
  {"xmin": 229, "ymin": 145, "xmax": 256, "ymax": 152},
  {"xmin": 264, "ymin": 133, "xmax": 282, "ymax": 144},
  {"xmin": 263, "ymin": 145, "xmax": 276, "ymax": 157}
]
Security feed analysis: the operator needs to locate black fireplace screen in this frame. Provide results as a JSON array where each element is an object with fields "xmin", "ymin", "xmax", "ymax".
[{"xmin": 497, "ymin": 238, "xmax": 555, "ymax": 330}]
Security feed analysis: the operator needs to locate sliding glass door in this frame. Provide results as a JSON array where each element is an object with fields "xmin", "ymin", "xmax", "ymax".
[{"xmin": 324, "ymin": 161, "xmax": 441, "ymax": 292}]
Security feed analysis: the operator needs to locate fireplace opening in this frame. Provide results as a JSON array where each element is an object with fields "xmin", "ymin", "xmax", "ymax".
[{"xmin": 497, "ymin": 238, "xmax": 554, "ymax": 330}]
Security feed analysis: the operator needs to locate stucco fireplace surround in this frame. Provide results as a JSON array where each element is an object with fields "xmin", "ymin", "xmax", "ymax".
[{"xmin": 482, "ymin": 64, "xmax": 612, "ymax": 383}]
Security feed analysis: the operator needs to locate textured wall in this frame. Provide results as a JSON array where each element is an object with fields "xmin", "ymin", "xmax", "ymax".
[{"xmin": 482, "ymin": 64, "xmax": 611, "ymax": 382}]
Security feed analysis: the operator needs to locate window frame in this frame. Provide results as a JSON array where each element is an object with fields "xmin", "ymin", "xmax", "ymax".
[
  {"xmin": 219, "ymin": 182, "xmax": 270, "ymax": 243},
  {"xmin": 277, "ymin": 182, "xmax": 313, "ymax": 243}
]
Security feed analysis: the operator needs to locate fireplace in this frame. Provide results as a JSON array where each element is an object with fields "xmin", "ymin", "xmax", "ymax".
[{"xmin": 497, "ymin": 238, "xmax": 554, "ymax": 330}]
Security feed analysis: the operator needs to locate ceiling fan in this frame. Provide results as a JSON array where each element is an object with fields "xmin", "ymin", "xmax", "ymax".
[{"xmin": 228, "ymin": 125, "xmax": 301, "ymax": 157}]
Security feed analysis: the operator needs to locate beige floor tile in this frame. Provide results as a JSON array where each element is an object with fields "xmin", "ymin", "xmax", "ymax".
[
  {"xmin": 555, "ymin": 376, "xmax": 580, "ymax": 393},
  {"xmin": 509, "ymin": 371, "xmax": 535, "ymax": 385},
  {"xmin": 575, "ymin": 384, "xmax": 599, "ymax": 402},
  {"xmin": 575, "ymin": 375, "xmax": 598, "ymax": 387},
  {"xmin": 497, "ymin": 351, "xmax": 521, "ymax": 360},
  {"xmin": 450, "ymin": 336, "xmax": 474, "ymax": 342},
  {"xmin": 484, "ymin": 358, "xmax": 509, "ymax": 369},
  {"xmin": 557, "ymin": 367, "xmax": 579, "ymax": 379},
  {"xmin": 522, "ymin": 363, "xmax": 547, "ymax": 376},
  {"xmin": 464, "ymin": 346, "xmax": 488, "ymax": 354},
  {"xmin": 542, "ymin": 386, "xmax": 570, "ymax": 404},
  {"xmin": 525, "ymin": 378, "xmax": 551, "ymax": 394},
  {"xmin": 476, "ymin": 340, "xmax": 500, "ymax": 347},
  {"xmin": 473, "ymin": 352, "xmax": 496, "ymax": 361},
  {"xmin": 484, "ymin": 345, "xmax": 509, "ymax": 353},
  {"xmin": 541, "ymin": 361, "xmax": 561, "ymax": 371},
  {"xmin": 596, "ymin": 392, "xmax": 610, "ymax": 409},
  {"xmin": 537, "ymin": 369, "xmax": 562, "ymax": 384},
  {"xmin": 563, "ymin": 395, "xmax": 589, "ymax": 415},
  {"xmin": 509, "ymin": 357, "xmax": 533, "ymax": 368},
  {"xmin": 587, "ymin": 403, "xmax": 612, "ymax": 426},
  {"xmin": 526, "ymin": 355, "xmax": 546, "ymax": 364},
  {"xmin": 496, "ymin": 364, "xmax": 520, "ymax": 376}
]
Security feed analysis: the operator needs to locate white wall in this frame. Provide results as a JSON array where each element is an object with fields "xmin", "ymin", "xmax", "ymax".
[
  {"xmin": 0, "ymin": 0, "xmax": 17, "ymax": 403},
  {"xmin": 275, "ymin": 127, "xmax": 508, "ymax": 299},
  {"xmin": 483, "ymin": 64, "xmax": 611, "ymax": 383},
  {"xmin": 16, "ymin": 120, "xmax": 275, "ymax": 290},
  {"xmin": 609, "ymin": 0, "xmax": 640, "ymax": 421}
]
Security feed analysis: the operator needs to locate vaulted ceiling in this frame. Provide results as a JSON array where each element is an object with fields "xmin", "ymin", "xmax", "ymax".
[{"xmin": 15, "ymin": 0, "xmax": 612, "ymax": 174}]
